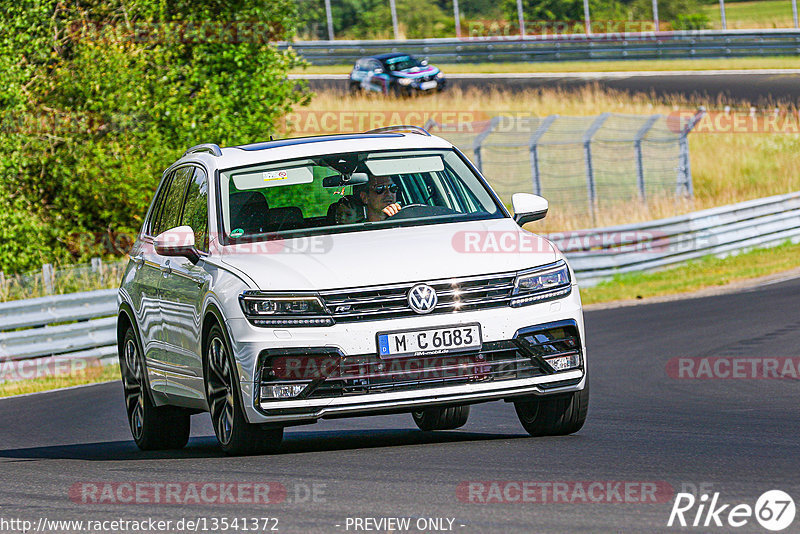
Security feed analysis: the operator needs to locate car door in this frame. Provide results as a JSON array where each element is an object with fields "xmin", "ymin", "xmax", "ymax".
[
  {"xmin": 136, "ymin": 165, "xmax": 193, "ymax": 392},
  {"xmin": 158, "ymin": 165, "xmax": 212, "ymax": 405},
  {"xmin": 127, "ymin": 169, "xmax": 177, "ymax": 394}
]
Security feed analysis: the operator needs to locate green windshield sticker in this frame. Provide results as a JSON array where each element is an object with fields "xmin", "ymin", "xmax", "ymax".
[{"xmin": 230, "ymin": 228, "xmax": 245, "ymax": 238}]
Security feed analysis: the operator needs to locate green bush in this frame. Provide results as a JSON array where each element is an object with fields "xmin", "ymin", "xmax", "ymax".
[{"xmin": 0, "ymin": 0, "xmax": 310, "ymax": 273}]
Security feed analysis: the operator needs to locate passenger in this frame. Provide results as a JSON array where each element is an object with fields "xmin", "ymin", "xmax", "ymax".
[
  {"xmin": 355, "ymin": 175, "xmax": 401, "ymax": 222},
  {"xmin": 327, "ymin": 195, "xmax": 365, "ymax": 225}
]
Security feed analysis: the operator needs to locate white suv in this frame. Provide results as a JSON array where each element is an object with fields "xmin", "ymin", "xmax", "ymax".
[{"xmin": 117, "ymin": 126, "xmax": 588, "ymax": 455}]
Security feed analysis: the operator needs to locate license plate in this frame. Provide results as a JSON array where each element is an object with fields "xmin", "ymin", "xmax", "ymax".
[
  {"xmin": 377, "ymin": 324, "xmax": 482, "ymax": 358},
  {"xmin": 419, "ymin": 80, "xmax": 438, "ymax": 90}
]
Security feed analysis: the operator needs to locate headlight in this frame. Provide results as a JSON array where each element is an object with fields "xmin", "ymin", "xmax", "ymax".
[
  {"xmin": 435, "ymin": 71, "xmax": 444, "ymax": 79},
  {"xmin": 398, "ymin": 77, "xmax": 413, "ymax": 86},
  {"xmin": 510, "ymin": 261, "xmax": 571, "ymax": 307},
  {"xmin": 239, "ymin": 292, "xmax": 333, "ymax": 327}
]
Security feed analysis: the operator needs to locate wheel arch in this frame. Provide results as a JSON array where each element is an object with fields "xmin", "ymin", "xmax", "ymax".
[{"xmin": 117, "ymin": 303, "xmax": 157, "ymax": 405}]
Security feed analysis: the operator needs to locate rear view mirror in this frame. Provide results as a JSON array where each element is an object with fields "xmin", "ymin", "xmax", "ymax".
[
  {"xmin": 512, "ymin": 193, "xmax": 548, "ymax": 226},
  {"xmin": 322, "ymin": 172, "xmax": 369, "ymax": 188}
]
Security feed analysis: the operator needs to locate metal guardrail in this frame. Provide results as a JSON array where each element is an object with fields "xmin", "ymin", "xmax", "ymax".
[
  {"xmin": 282, "ymin": 29, "xmax": 800, "ymax": 64},
  {"xmin": 0, "ymin": 290, "xmax": 119, "ymax": 371},
  {"xmin": 548, "ymin": 191, "xmax": 800, "ymax": 286},
  {"xmin": 1, "ymin": 190, "xmax": 799, "ymax": 364}
]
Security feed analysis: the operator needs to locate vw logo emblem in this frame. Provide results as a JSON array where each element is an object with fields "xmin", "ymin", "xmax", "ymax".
[{"xmin": 408, "ymin": 284, "xmax": 438, "ymax": 314}]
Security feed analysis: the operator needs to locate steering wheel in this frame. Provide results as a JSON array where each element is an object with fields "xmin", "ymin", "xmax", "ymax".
[{"xmin": 386, "ymin": 204, "xmax": 427, "ymax": 219}]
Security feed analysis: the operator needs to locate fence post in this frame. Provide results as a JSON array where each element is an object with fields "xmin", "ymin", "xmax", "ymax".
[
  {"xmin": 473, "ymin": 116, "xmax": 499, "ymax": 173},
  {"xmin": 678, "ymin": 107, "xmax": 706, "ymax": 197},
  {"xmin": 0, "ymin": 271, "xmax": 4, "ymax": 292},
  {"xmin": 324, "ymin": 0, "xmax": 335, "ymax": 40},
  {"xmin": 528, "ymin": 115, "xmax": 558, "ymax": 196},
  {"xmin": 719, "ymin": 0, "xmax": 727, "ymax": 30},
  {"xmin": 91, "ymin": 257, "xmax": 104, "ymax": 276},
  {"xmin": 583, "ymin": 0, "xmax": 592, "ymax": 35},
  {"xmin": 389, "ymin": 0, "xmax": 400, "ymax": 40},
  {"xmin": 633, "ymin": 114, "xmax": 662, "ymax": 201},
  {"xmin": 453, "ymin": 0, "xmax": 461, "ymax": 37},
  {"xmin": 516, "ymin": 0, "xmax": 526, "ymax": 36},
  {"xmin": 652, "ymin": 0, "xmax": 660, "ymax": 31},
  {"xmin": 42, "ymin": 263, "xmax": 54, "ymax": 295},
  {"xmin": 793, "ymin": 0, "xmax": 798, "ymax": 29},
  {"xmin": 583, "ymin": 113, "xmax": 610, "ymax": 224}
]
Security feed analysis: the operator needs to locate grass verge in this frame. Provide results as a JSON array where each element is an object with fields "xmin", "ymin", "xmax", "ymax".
[
  {"xmin": 703, "ymin": 0, "xmax": 797, "ymax": 29},
  {"xmin": 0, "ymin": 363, "xmax": 120, "ymax": 398},
  {"xmin": 293, "ymin": 56, "xmax": 800, "ymax": 75},
  {"xmin": 580, "ymin": 240, "xmax": 800, "ymax": 305}
]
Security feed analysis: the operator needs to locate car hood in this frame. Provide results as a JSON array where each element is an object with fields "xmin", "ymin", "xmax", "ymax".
[
  {"xmin": 217, "ymin": 218, "xmax": 557, "ymax": 291},
  {"xmin": 394, "ymin": 66, "xmax": 440, "ymax": 78}
]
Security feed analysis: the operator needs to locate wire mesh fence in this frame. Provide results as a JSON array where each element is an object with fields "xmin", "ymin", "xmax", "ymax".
[
  {"xmin": 0, "ymin": 258, "xmax": 128, "ymax": 303},
  {"xmin": 426, "ymin": 110, "xmax": 704, "ymax": 224}
]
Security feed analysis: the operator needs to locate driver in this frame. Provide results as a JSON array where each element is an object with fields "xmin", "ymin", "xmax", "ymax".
[{"xmin": 357, "ymin": 175, "xmax": 401, "ymax": 222}]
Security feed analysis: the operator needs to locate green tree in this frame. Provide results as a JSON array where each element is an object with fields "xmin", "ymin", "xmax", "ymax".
[{"xmin": 0, "ymin": 0, "xmax": 310, "ymax": 272}]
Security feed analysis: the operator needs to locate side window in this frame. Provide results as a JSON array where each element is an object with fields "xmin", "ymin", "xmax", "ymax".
[
  {"xmin": 153, "ymin": 166, "xmax": 192, "ymax": 236},
  {"xmin": 148, "ymin": 172, "xmax": 173, "ymax": 237},
  {"xmin": 369, "ymin": 60, "xmax": 382, "ymax": 72},
  {"xmin": 181, "ymin": 167, "xmax": 209, "ymax": 252}
]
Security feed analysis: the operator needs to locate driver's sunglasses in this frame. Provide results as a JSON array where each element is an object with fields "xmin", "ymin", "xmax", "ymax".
[{"xmin": 372, "ymin": 184, "xmax": 399, "ymax": 194}]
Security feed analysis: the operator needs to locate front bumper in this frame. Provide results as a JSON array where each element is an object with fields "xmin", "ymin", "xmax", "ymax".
[{"xmin": 228, "ymin": 285, "xmax": 585, "ymax": 424}]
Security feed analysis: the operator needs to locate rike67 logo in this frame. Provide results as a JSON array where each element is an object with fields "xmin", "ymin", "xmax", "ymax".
[{"xmin": 668, "ymin": 490, "xmax": 796, "ymax": 531}]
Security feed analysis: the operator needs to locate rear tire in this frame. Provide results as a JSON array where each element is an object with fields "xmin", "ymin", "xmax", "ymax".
[
  {"xmin": 120, "ymin": 326, "xmax": 190, "ymax": 450},
  {"xmin": 412, "ymin": 405, "xmax": 470, "ymax": 431},
  {"xmin": 514, "ymin": 380, "xmax": 589, "ymax": 437},
  {"xmin": 205, "ymin": 324, "xmax": 283, "ymax": 456}
]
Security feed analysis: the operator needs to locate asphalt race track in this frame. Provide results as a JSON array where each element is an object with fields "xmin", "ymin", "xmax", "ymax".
[
  {"xmin": 299, "ymin": 71, "xmax": 800, "ymax": 104},
  {"xmin": 1, "ymin": 277, "xmax": 799, "ymax": 533}
]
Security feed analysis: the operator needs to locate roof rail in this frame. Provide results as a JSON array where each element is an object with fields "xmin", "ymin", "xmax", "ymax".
[
  {"xmin": 183, "ymin": 143, "xmax": 222, "ymax": 157},
  {"xmin": 364, "ymin": 125, "xmax": 431, "ymax": 137}
]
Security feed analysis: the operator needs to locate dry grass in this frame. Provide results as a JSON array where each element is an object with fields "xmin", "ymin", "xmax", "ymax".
[
  {"xmin": 0, "ymin": 363, "xmax": 120, "ymax": 398},
  {"xmin": 293, "ymin": 86, "xmax": 800, "ymax": 230}
]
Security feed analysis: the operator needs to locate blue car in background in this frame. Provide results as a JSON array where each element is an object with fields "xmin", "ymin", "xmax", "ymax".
[{"xmin": 349, "ymin": 53, "xmax": 446, "ymax": 95}]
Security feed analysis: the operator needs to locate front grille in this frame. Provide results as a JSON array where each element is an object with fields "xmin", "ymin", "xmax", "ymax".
[
  {"xmin": 305, "ymin": 340, "xmax": 542, "ymax": 397},
  {"xmin": 319, "ymin": 272, "xmax": 517, "ymax": 323},
  {"xmin": 257, "ymin": 320, "xmax": 582, "ymax": 403}
]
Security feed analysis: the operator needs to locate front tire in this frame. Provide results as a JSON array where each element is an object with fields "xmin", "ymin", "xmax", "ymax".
[
  {"xmin": 205, "ymin": 324, "xmax": 283, "ymax": 456},
  {"xmin": 412, "ymin": 405, "xmax": 470, "ymax": 431},
  {"xmin": 120, "ymin": 326, "xmax": 190, "ymax": 450},
  {"xmin": 514, "ymin": 380, "xmax": 589, "ymax": 437}
]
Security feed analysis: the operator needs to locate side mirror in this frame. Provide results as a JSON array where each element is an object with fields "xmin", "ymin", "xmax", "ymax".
[
  {"xmin": 421, "ymin": 59, "xmax": 429, "ymax": 66},
  {"xmin": 155, "ymin": 226, "xmax": 201, "ymax": 263},
  {"xmin": 373, "ymin": 67, "xmax": 384, "ymax": 74},
  {"xmin": 512, "ymin": 193, "xmax": 548, "ymax": 226}
]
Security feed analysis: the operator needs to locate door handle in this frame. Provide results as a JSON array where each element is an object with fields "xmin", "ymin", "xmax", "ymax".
[{"xmin": 132, "ymin": 255, "xmax": 144, "ymax": 266}]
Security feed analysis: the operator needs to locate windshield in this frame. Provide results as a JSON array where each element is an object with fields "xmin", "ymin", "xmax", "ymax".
[
  {"xmin": 385, "ymin": 55, "xmax": 421, "ymax": 72},
  {"xmin": 218, "ymin": 149, "xmax": 502, "ymax": 242}
]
